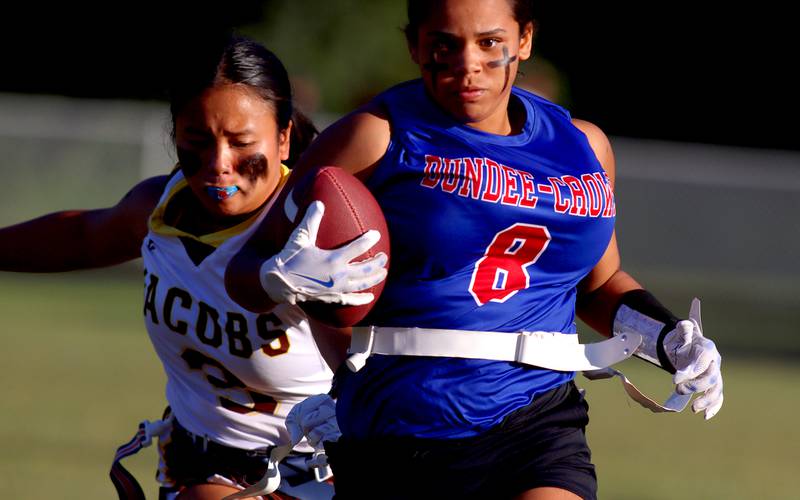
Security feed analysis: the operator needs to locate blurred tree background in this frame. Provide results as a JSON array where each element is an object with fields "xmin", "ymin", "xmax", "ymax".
[
  {"xmin": 1, "ymin": 0, "xmax": 797, "ymax": 150},
  {"xmin": 242, "ymin": 0, "xmax": 417, "ymax": 114}
]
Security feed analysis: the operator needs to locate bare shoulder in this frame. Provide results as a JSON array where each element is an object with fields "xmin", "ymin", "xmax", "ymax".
[
  {"xmin": 572, "ymin": 118, "xmax": 616, "ymax": 182},
  {"xmin": 125, "ymin": 175, "xmax": 169, "ymax": 205},
  {"xmin": 111, "ymin": 175, "xmax": 169, "ymax": 226},
  {"xmin": 297, "ymin": 102, "xmax": 391, "ymax": 179},
  {"xmin": 74, "ymin": 175, "xmax": 169, "ymax": 265}
]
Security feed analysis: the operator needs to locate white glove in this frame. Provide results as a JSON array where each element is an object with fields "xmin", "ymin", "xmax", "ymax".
[
  {"xmin": 286, "ymin": 394, "xmax": 342, "ymax": 450},
  {"xmin": 286, "ymin": 394, "xmax": 340, "ymax": 482},
  {"xmin": 260, "ymin": 201, "xmax": 388, "ymax": 306},
  {"xmin": 661, "ymin": 298, "xmax": 723, "ymax": 419},
  {"xmin": 223, "ymin": 395, "xmax": 340, "ymax": 499}
]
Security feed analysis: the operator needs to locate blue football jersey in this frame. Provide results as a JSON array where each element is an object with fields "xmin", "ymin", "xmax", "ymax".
[{"xmin": 337, "ymin": 80, "xmax": 616, "ymax": 439}]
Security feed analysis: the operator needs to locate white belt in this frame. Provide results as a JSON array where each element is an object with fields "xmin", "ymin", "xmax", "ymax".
[
  {"xmin": 348, "ymin": 326, "xmax": 641, "ymax": 372},
  {"xmin": 347, "ymin": 326, "xmax": 691, "ymax": 413}
]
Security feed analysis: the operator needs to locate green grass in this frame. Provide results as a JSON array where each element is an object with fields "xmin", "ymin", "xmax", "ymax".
[
  {"xmin": 584, "ymin": 358, "xmax": 799, "ymax": 500},
  {"xmin": 0, "ymin": 269, "xmax": 165, "ymax": 499},
  {"xmin": 0, "ymin": 270, "xmax": 797, "ymax": 499}
]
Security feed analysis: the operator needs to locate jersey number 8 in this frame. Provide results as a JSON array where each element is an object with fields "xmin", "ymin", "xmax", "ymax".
[{"xmin": 469, "ymin": 223, "xmax": 551, "ymax": 306}]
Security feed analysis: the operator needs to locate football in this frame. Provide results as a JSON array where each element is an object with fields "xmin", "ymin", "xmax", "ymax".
[{"xmin": 261, "ymin": 165, "xmax": 390, "ymax": 327}]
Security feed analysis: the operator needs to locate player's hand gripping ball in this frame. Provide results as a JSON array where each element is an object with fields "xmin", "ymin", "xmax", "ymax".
[{"xmin": 259, "ymin": 166, "xmax": 390, "ymax": 327}]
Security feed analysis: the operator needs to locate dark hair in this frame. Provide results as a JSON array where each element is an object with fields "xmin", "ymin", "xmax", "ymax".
[
  {"xmin": 404, "ymin": 0, "xmax": 536, "ymax": 45},
  {"xmin": 168, "ymin": 34, "xmax": 317, "ymax": 167}
]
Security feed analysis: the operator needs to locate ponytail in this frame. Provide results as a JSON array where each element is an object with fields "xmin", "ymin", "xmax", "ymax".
[{"xmin": 286, "ymin": 108, "xmax": 318, "ymax": 167}]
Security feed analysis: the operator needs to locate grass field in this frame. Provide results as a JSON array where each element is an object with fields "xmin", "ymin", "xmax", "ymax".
[{"xmin": 0, "ymin": 269, "xmax": 798, "ymax": 499}]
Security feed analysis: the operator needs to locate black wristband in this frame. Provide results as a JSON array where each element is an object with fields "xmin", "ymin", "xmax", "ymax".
[{"xmin": 614, "ymin": 289, "xmax": 680, "ymax": 373}]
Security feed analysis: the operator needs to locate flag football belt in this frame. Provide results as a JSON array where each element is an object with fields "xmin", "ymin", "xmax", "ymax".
[
  {"xmin": 173, "ymin": 419, "xmax": 275, "ymax": 457},
  {"xmin": 109, "ymin": 417, "xmax": 310, "ymax": 500},
  {"xmin": 347, "ymin": 326, "xmax": 691, "ymax": 413},
  {"xmin": 110, "ymin": 418, "xmax": 171, "ymax": 500}
]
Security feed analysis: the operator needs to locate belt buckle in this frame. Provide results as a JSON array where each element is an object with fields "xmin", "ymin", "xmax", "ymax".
[
  {"xmin": 346, "ymin": 326, "xmax": 375, "ymax": 372},
  {"xmin": 515, "ymin": 331, "xmax": 540, "ymax": 364},
  {"xmin": 244, "ymin": 445, "xmax": 275, "ymax": 458},
  {"xmin": 177, "ymin": 422, "xmax": 211, "ymax": 454},
  {"xmin": 191, "ymin": 432, "xmax": 210, "ymax": 453},
  {"xmin": 515, "ymin": 331, "xmax": 559, "ymax": 365}
]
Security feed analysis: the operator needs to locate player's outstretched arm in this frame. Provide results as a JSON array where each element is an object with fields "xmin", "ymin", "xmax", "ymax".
[
  {"xmin": 0, "ymin": 176, "xmax": 166, "ymax": 272},
  {"xmin": 571, "ymin": 117, "xmax": 642, "ymax": 335},
  {"xmin": 574, "ymin": 119, "xmax": 723, "ymax": 419}
]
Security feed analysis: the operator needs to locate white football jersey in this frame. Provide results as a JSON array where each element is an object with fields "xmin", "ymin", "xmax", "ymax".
[{"xmin": 141, "ymin": 168, "xmax": 332, "ymax": 450}]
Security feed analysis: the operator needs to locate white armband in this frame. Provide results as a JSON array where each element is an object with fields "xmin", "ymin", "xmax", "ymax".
[{"xmin": 612, "ymin": 289, "xmax": 679, "ymax": 373}]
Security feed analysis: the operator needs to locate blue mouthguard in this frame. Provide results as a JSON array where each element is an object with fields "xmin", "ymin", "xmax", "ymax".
[{"xmin": 206, "ymin": 185, "xmax": 240, "ymax": 200}]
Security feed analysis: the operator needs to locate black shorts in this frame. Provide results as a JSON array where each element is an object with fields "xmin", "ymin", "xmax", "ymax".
[
  {"xmin": 326, "ymin": 381, "xmax": 596, "ymax": 500},
  {"xmin": 158, "ymin": 418, "xmax": 316, "ymax": 499}
]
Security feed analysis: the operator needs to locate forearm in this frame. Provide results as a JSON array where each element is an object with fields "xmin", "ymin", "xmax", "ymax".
[
  {"xmin": 576, "ymin": 269, "xmax": 642, "ymax": 337},
  {"xmin": 0, "ymin": 211, "xmax": 96, "ymax": 272},
  {"xmin": 308, "ymin": 318, "xmax": 351, "ymax": 371},
  {"xmin": 581, "ymin": 269, "xmax": 687, "ymax": 373},
  {"xmin": 225, "ymin": 246, "xmax": 278, "ymax": 313},
  {"xmin": 0, "ymin": 209, "xmax": 143, "ymax": 272}
]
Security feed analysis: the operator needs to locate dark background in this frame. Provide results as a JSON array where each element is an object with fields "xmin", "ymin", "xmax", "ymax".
[{"xmin": 1, "ymin": 2, "xmax": 796, "ymax": 151}]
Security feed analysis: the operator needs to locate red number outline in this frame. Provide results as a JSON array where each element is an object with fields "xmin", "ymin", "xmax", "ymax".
[{"xmin": 181, "ymin": 348, "xmax": 278, "ymax": 416}]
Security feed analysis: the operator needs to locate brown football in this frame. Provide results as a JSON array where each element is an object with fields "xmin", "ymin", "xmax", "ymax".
[{"xmin": 260, "ymin": 166, "xmax": 390, "ymax": 327}]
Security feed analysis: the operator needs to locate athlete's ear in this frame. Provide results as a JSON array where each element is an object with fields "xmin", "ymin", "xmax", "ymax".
[
  {"xmin": 279, "ymin": 120, "xmax": 292, "ymax": 162},
  {"xmin": 518, "ymin": 21, "xmax": 534, "ymax": 61},
  {"xmin": 408, "ymin": 41, "xmax": 420, "ymax": 65},
  {"xmin": 406, "ymin": 30, "xmax": 420, "ymax": 65}
]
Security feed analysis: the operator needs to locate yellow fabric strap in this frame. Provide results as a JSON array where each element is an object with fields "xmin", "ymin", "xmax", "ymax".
[{"xmin": 149, "ymin": 164, "xmax": 290, "ymax": 247}]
